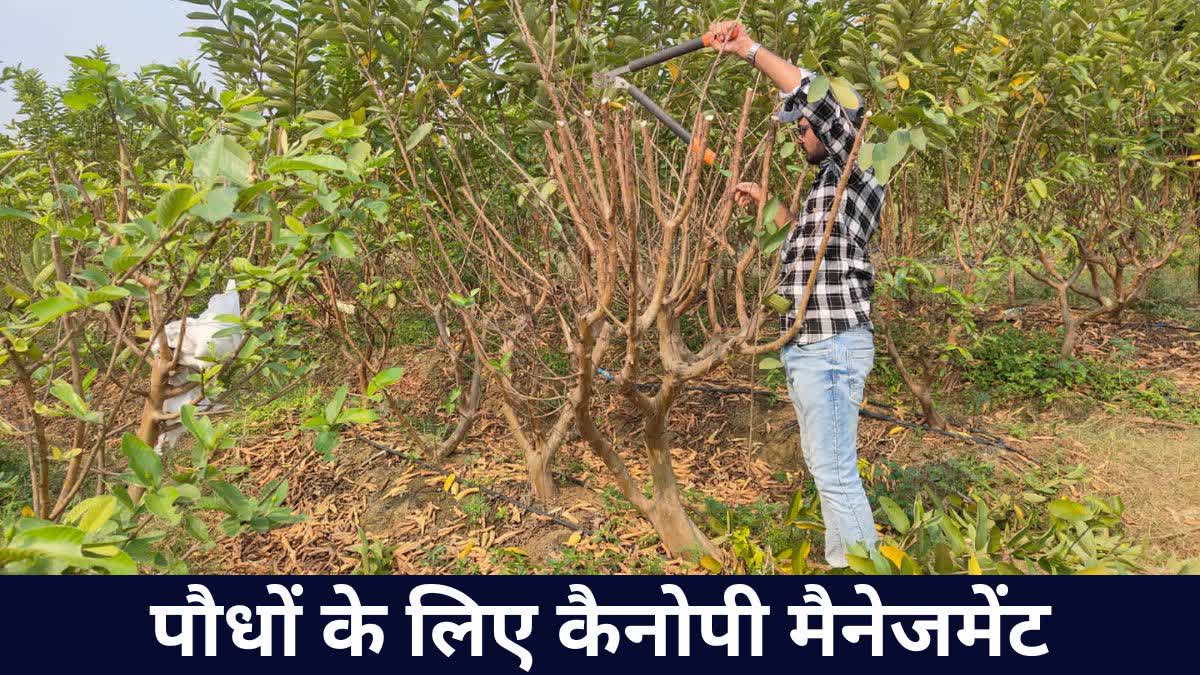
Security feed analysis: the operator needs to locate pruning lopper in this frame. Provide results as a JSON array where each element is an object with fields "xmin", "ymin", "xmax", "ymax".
[{"xmin": 593, "ymin": 27, "xmax": 742, "ymax": 166}]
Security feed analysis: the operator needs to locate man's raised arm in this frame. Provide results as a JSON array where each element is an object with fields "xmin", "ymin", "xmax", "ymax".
[{"xmin": 705, "ymin": 20, "xmax": 861, "ymax": 168}]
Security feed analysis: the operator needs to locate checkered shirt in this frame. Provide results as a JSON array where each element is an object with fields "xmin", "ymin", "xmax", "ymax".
[{"xmin": 774, "ymin": 69, "xmax": 886, "ymax": 346}]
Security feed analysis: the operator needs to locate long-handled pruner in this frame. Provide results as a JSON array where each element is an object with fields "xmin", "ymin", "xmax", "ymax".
[{"xmin": 593, "ymin": 28, "xmax": 740, "ymax": 166}]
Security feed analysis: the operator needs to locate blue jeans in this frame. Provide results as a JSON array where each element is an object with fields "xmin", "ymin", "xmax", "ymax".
[{"xmin": 781, "ymin": 325, "xmax": 878, "ymax": 567}]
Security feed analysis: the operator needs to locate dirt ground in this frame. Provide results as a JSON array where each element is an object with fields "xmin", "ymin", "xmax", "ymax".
[
  {"xmin": 187, "ymin": 303, "xmax": 1198, "ymax": 574},
  {"xmin": 4, "ymin": 302, "xmax": 1196, "ymax": 573}
]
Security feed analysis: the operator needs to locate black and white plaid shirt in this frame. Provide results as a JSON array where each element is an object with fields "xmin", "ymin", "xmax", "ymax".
[{"xmin": 775, "ymin": 69, "xmax": 886, "ymax": 346}]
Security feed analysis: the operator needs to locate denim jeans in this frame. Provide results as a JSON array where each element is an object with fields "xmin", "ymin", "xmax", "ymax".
[{"xmin": 781, "ymin": 324, "xmax": 878, "ymax": 567}]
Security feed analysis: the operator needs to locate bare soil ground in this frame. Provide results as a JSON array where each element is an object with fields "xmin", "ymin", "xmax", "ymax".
[{"xmin": 4, "ymin": 302, "xmax": 1197, "ymax": 573}]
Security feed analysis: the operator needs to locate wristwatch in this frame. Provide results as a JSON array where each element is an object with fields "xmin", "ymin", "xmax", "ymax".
[{"xmin": 746, "ymin": 42, "xmax": 762, "ymax": 66}]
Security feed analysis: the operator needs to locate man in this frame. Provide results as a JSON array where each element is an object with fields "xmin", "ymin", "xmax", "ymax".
[{"xmin": 706, "ymin": 20, "xmax": 886, "ymax": 568}]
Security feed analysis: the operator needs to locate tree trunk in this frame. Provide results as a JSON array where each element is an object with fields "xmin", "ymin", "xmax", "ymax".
[
  {"xmin": 915, "ymin": 384, "xmax": 947, "ymax": 430},
  {"xmin": 880, "ymin": 323, "xmax": 947, "ymax": 429},
  {"xmin": 127, "ymin": 347, "xmax": 169, "ymax": 504},
  {"xmin": 1058, "ymin": 287, "xmax": 1078, "ymax": 358},
  {"xmin": 642, "ymin": 414, "xmax": 716, "ymax": 560},
  {"xmin": 527, "ymin": 446, "xmax": 556, "ymax": 502},
  {"xmin": 1007, "ymin": 266, "xmax": 1018, "ymax": 306}
]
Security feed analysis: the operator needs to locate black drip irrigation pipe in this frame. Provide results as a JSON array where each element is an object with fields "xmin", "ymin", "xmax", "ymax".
[{"xmin": 355, "ymin": 434, "xmax": 593, "ymax": 535}]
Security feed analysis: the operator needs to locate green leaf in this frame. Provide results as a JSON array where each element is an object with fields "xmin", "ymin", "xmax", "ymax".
[
  {"xmin": 315, "ymin": 430, "xmax": 339, "ymax": 461},
  {"xmin": 190, "ymin": 186, "xmax": 239, "ymax": 223},
  {"xmin": 86, "ymin": 285, "xmax": 131, "ymax": 305},
  {"xmin": 758, "ymin": 197, "xmax": 781, "ymax": 233},
  {"xmin": 63, "ymin": 91, "xmax": 99, "ymax": 111},
  {"xmin": 188, "ymin": 135, "xmax": 253, "ymax": 187},
  {"xmin": 406, "ymin": 122, "xmax": 434, "ymax": 151},
  {"xmin": 119, "ymin": 433, "xmax": 162, "ymax": 488},
  {"xmin": 266, "ymin": 155, "xmax": 349, "ymax": 174},
  {"xmin": 366, "ymin": 367, "xmax": 405, "ymax": 397},
  {"xmin": 0, "ymin": 206, "xmax": 38, "ymax": 223},
  {"xmin": 1048, "ymin": 498, "xmax": 1090, "ymax": 522},
  {"xmin": 933, "ymin": 541, "xmax": 956, "ymax": 573},
  {"xmin": 757, "ymin": 357, "xmax": 783, "ymax": 371},
  {"xmin": 67, "ymin": 56, "xmax": 109, "ymax": 74},
  {"xmin": 910, "ymin": 127, "xmax": 927, "ymax": 152},
  {"xmin": 144, "ymin": 490, "xmax": 181, "ymax": 525},
  {"xmin": 329, "ymin": 231, "xmax": 356, "ymax": 258},
  {"xmin": 337, "ymin": 408, "xmax": 379, "ymax": 425},
  {"xmin": 845, "ymin": 553, "xmax": 876, "ymax": 574},
  {"xmin": 828, "ymin": 77, "xmax": 861, "ymax": 111},
  {"xmin": 49, "ymin": 380, "xmax": 101, "ymax": 423},
  {"xmin": 208, "ymin": 481, "xmax": 253, "ymax": 521},
  {"xmin": 27, "ymin": 295, "xmax": 79, "ymax": 323},
  {"xmin": 807, "ymin": 75, "xmax": 830, "ymax": 103},
  {"xmin": 857, "ymin": 142, "xmax": 876, "ymax": 173},
  {"xmin": 786, "ymin": 487, "xmax": 805, "ymax": 522},
  {"xmin": 877, "ymin": 495, "xmax": 911, "ymax": 533},
  {"xmin": 183, "ymin": 514, "xmax": 211, "ymax": 543},
  {"xmin": 180, "ymin": 404, "xmax": 216, "ymax": 451},
  {"xmin": 11, "ymin": 525, "xmax": 84, "ymax": 558},
  {"xmin": 64, "ymin": 495, "xmax": 117, "ymax": 533},
  {"xmin": 155, "ymin": 186, "xmax": 196, "ymax": 229},
  {"xmin": 324, "ymin": 385, "xmax": 349, "ymax": 425}
]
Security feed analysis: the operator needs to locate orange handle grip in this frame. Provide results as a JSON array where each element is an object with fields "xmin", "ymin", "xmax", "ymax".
[{"xmin": 690, "ymin": 137, "xmax": 718, "ymax": 166}]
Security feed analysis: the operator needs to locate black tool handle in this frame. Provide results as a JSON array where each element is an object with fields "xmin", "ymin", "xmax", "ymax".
[
  {"xmin": 625, "ymin": 82, "xmax": 692, "ymax": 143},
  {"xmin": 625, "ymin": 82, "xmax": 717, "ymax": 166},
  {"xmin": 624, "ymin": 37, "xmax": 707, "ymax": 75}
]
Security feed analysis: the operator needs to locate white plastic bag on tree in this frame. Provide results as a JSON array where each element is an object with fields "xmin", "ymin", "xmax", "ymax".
[
  {"xmin": 152, "ymin": 280, "xmax": 241, "ymax": 453},
  {"xmin": 157, "ymin": 279, "xmax": 243, "ymax": 370}
]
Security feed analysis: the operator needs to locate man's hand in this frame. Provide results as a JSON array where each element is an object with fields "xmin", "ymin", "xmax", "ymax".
[
  {"xmin": 734, "ymin": 182, "xmax": 794, "ymax": 229},
  {"xmin": 704, "ymin": 20, "xmax": 753, "ymax": 59},
  {"xmin": 732, "ymin": 182, "xmax": 766, "ymax": 209}
]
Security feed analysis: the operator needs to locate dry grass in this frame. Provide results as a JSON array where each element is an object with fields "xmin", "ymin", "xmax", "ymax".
[{"xmin": 1050, "ymin": 416, "xmax": 1200, "ymax": 569}]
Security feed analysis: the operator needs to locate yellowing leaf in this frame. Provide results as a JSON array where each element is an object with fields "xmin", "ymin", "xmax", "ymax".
[
  {"xmin": 896, "ymin": 71, "xmax": 910, "ymax": 91},
  {"xmin": 457, "ymin": 542, "xmax": 474, "ymax": 559},
  {"xmin": 888, "ymin": 425, "xmax": 905, "ymax": 436},
  {"xmin": 880, "ymin": 545, "xmax": 907, "ymax": 569},
  {"xmin": 442, "ymin": 474, "xmax": 456, "ymax": 492},
  {"xmin": 992, "ymin": 33, "xmax": 1011, "ymax": 47},
  {"xmin": 566, "ymin": 531, "xmax": 582, "ymax": 547},
  {"xmin": 699, "ymin": 554, "xmax": 723, "ymax": 573},
  {"xmin": 1010, "ymin": 74, "xmax": 1030, "ymax": 89},
  {"xmin": 953, "ymin": 45, "xmax": 968, "ymax": 55},
  {"xmin": 20, "ymin": 505, "xmax": 34, "ymax": 517},
  {"xmin": 454, "ymin": 487, "xmax": 479, "ymax": 500},
  {"xmin": 451, "ymin": 85, "xmax": 464, "ymax": 99},
  {"xmin": 968, "ymin": 554, "xmax": 982, "ymax": 575},
  {"xmin": 667, "ymin": 62, "xmax": 680, "ymax": 82},
  {"xmin": 501, "ymin": 546, "xmax": 527, "ymax": 556},
  {"xmin": 1185, "ymin": 154, "xmax": 1200, "ymax": 162}
]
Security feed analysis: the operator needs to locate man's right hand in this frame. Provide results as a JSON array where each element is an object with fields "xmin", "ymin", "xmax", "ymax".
[
  {"xmin": 704, "ymin": 20, "xmax": 753, "ymax": 59},
  {"xmin": 733, "ymin": 182, "xmax": 766, "ymax": 209}
]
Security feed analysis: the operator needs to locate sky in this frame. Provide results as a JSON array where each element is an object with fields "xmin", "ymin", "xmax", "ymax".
[{"xmin": 0, "ymin": 0, "xmax": 204, "ymax": 123}]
